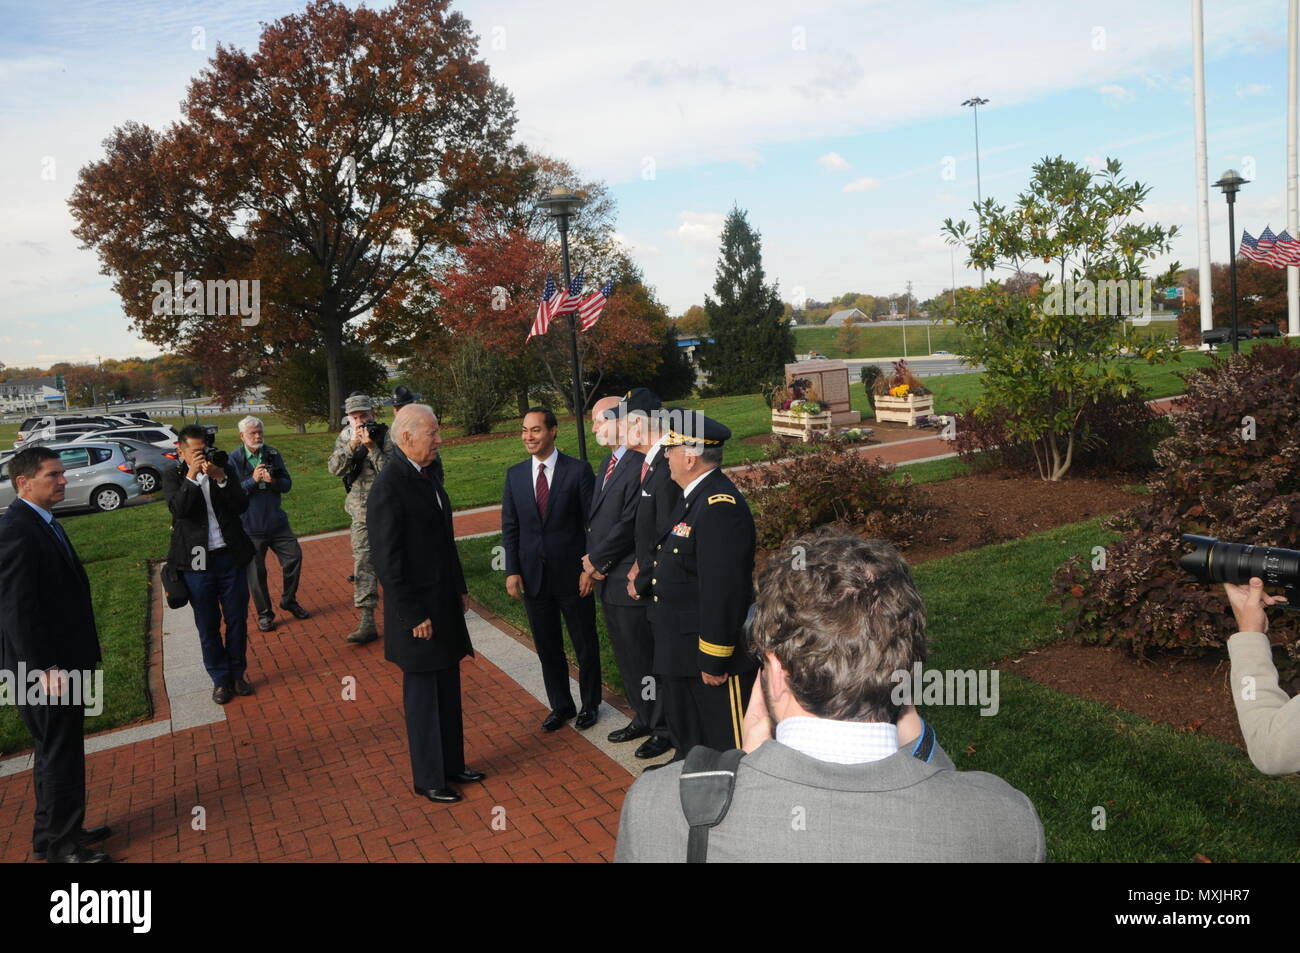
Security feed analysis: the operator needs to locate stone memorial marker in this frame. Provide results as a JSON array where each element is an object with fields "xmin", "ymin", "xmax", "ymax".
[{"xmin": 784, "ymin": 359, "xmax": 860, "ymax": 426}]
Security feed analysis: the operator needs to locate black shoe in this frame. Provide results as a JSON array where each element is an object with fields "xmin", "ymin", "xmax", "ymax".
[
  {"xmin": 257, "ymin": 613, "xmax": 275, "ymax": 632},
  {"xmin": 280, "ymin": 601, "xmax": 311, "ymax": 620},
  {"xmin": 449, "ymin": 768, "xmax": 487, "ymax": 784},
  {"xmin": 634, "ymin": 735, "xmax": 674, "ymax": 759},
  {"xmin": 575, "ymin": 708, "xmax": 598, "ymax": 730},
  {"xmin": 233, "ymin": 677, "xmax": 253, "ymax": 696},
  {"xmin": 608, "ymin": 722, "xmax": 651, "ymax": 744},
  {"xmin": 34, "ymin": 825, "xmax": 113, "ymax": 860},
  {"xmin": 414, "ymin": 786, "xmax": 462, "ymax": 803},
  {"xmin": 542, "ymin": 709, "xmax": 575, "ymax": 732},
  {"xmin": 212, "ymin": 684, "xmax": 233, "ymax": 705},
  {"xmin": 47, "ymin": 845, "xmax": 113, "ymax": 863}
]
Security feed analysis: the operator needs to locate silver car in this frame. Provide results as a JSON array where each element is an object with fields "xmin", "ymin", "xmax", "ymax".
[
  {"xmin": 0, "ymin": 442, "xmax": 141, "ymax": 513},
  {"xmin": 75, "ymin": 423, "xmax": 179, "ymax": 450},
  {"xmin": 100, "ymin": 436, "xmax": 177, "ymax": 494}
]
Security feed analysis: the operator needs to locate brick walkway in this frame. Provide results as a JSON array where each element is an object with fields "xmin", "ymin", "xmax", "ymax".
[{"xmin": 0, "ymin": 534, "xmax": 629, "ymax": 863}]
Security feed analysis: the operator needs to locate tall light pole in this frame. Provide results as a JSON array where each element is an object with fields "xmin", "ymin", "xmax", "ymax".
[
  {"xmin": 962, "ymin": 96, "xmax": 989, "ymax": 286},
  {"xmin": 1214, "ymin": 169, "xmax": 1249, "ymax": 354},
  {"xmin": 538, "ymin": 187, "xmax": 589, "ymax": 461}
]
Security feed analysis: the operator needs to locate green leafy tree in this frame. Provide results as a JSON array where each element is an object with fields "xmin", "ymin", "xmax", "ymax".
[
  {"xmin": 698, "ymin": 206, "xmax": 794, "ymax": 395},
  {"xmin": 836, "ymin": 315, "xmax": 862, "ymax": 355},
  {"xmin": 942, "ymin": 156, "xmax": 1180, "ymax": 481},
  {"xmin": 266, "ymin": 340, "xmax": 387, "ymax": 432}
]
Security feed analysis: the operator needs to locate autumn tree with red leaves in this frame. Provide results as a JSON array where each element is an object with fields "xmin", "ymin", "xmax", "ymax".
[{"xmin": 69, "ymin": 0, "xmax": 525, "ymax": 424}]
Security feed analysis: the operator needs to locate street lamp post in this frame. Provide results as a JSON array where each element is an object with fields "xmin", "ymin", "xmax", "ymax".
[
  {"xmin": 1214, "ymin": 169, "xmax": 1249, "ymax": 354},
  {"xmin": 961, "ymin": 96, "xmax": 989, "ymax": 286},
  {"xmin": 538, "ymin": 187, "xmax": 589, "ymax": 462}
]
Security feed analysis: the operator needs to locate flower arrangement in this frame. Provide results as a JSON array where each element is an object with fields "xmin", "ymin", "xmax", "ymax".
[
  {"xmin": 872, "ymin": 359, "xmax": 930, "ymax": 398},
  {"xmin": 772, "ymin": 378, "xmax": 825, "ymax": 415}
]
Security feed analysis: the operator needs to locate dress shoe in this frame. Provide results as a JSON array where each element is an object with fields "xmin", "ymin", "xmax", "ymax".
[
  {"xmin": 257, "ymin": 613, "xmax": 275, "ymax": 632},
  {"xmin": 47, "ymin": 845, "xmax": 113, "ymax": 863},
  {"xmin": 34, "ymin": 826, "xmax": 113, "ymax": 860},
  {"xmin": 233, "ymin": 677, "xmax": 254, "ymax": 696},
  {"xmin": 449, "ymin": 768, "xmax": 487, "ymax": 784},
  {"xmin": 634, "ymin": 735, "xmax": 674, "ymax": 759},
  {"xmin": 542, "ymin": 710, "xmax": 575, "ymax": 732},
  {"xmin": 212, "ymin": 684, "xmax": 233, "ymax": 705},
  {"xmin": 413, "ymin": 785, "xmax": 462, "ymax": 804},
  {"xmin": 280, "ymin": 600, "xmax": 312, "ymax": 620},
  {"xmin": 575, "ymin": 708, "xmax": 598, "ymax": 731},
  {"xmin": 608, "ymin": 722, "xmax": 651, "ymax": 744}
]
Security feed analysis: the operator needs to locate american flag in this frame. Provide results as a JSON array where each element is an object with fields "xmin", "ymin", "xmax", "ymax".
[
  {"xmin": 1274, "ymin": 229, "xmax": 1300, "ymax": 267},
  {"xmin": 550, "ymin": 270, "xmax": 586, "ymax": 317},
  {"xmin": 1256, "ymin": 226, "xmax": 1281, "ymax": 265},
  {"xmin": 527, "ymin": 274, "xmax": 557, "ymax": 340},
  {"xmin": 1238, "ymin": 230, "xmax": 1267, "ymax": 265},
  {"xmin": 579, "ymin": 279, "xmax": 615, "ymax": 331}
]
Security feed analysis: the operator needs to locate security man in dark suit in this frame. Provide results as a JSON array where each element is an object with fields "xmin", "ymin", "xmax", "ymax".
[
  {"xmin": 649, "ymin": 413, "xmax": 758, "ymax": 754},
  {"xmin": 0, "ymin": 446, "xmax": 113, "ymax": 863},
  {"xmin": 501, "ymin": 407, "xmax": 602, "ymax": 732},
  {"xmin": 581, "ymin": 395, "xmax": 670, "ymax": 759},
  {"xmin": 368, "ymin": 404, "xmax": 484, "ymax": 804}
]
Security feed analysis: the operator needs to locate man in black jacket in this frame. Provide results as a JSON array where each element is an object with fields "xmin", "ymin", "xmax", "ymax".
[
  {"xmin": 367, "ymin": 405, "xmax": 483, "ymax": 804},
  {"xmin": 163, "ymin": 425, "xmax": 256, "ymax": 705},
  {"xmin": 0, "ymin": 447, "xmax": 113, "ymax": 863},
  {"xmin": 227, "ymin": 416, "xmax": 310, "ymax": 632},
  {"xmin": 502, "ymin": 408, "xmax": 601, "ymax": 732}
]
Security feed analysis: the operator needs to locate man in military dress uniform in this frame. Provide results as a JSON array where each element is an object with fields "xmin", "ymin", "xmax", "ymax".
[
  {"xmin": 327, "ymin": 392, "xmax": 395, "ymax": 644},
  {"xmin": 648, "ymin": 413, "xmax": 757, "ymax": 755}
]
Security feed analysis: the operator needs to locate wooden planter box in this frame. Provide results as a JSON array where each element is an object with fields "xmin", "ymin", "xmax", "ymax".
[
  {"xmin": 771, "ymin": 409, "xmax": 833, "ymax": 442},
  {"xmin": 873, "ymin": 393, "xmax": 934, "ymax": 426}
]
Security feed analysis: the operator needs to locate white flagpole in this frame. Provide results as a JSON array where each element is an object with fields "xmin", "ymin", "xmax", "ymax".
[
  {"xmin": 1193, "ymin": 0, "xmax": 1214, "ymax": 339},
  {"xmin": 1288, "ymin": 0, "xmax": 1299, "ymax": 336}
]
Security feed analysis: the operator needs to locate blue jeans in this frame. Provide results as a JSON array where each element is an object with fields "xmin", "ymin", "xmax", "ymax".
[{"xmin": 183, "ymin": 548, "xmax": 250, "ymax": 688}]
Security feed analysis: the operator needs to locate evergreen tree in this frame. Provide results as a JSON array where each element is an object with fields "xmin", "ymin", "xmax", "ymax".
[{"xmin": 699, "ymin": 206, "xmax": 794, "ymax": 395}]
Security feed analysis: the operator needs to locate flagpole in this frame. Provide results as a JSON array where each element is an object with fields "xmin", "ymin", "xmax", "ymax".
[
  {"xmin": 1193, "ymin": 0, "xmax": 1214, "ymax": 341},
  {"xmin": 1289, "ymin": 0, "xmax": 1299, "ymax": 336}
]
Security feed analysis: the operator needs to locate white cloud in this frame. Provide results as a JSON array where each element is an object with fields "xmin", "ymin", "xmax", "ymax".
[
  {"xmin": 673, "ymin": 211, "xmax": 725, "ymax": 247},
  {"xmin": 1236, "ymin": 83, "xmax": 1270, "ymax": 97},
  {"xmin": 817, "ymin": 151, "xmax": 850, "ymax": 170},
  {"xmin": 1083, "ymin": 154, "xmax": 1105, "ymax": 170},
  {"xmin": 1098, "ymin": 84, "xmax": 1135, "ymax": 102},
  {"xmin": 842, "ymin": 177, "xmax": 881, "ymax": 192},
  {"xmin": 613, "ymin": 232, "xmax": 661, "ymax": 257}
]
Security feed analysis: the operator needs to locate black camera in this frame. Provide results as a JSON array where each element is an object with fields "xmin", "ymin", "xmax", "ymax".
[
  {"xmin": 1179, "ymin": 534, "xmax": 1300, "ymax": 609},
  {"xmin": 363, "ymin": 420, "xmax": 387, "ymax": 442},
  {"xmin": 200, "ymin": 445, "xmax": 229, "ymax": 468}
]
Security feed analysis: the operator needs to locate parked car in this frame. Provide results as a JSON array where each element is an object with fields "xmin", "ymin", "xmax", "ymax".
[
  {"xmin": 74, "ymin": 423, "xmax": 179, "ymax": 450},
  {"xmin": 101, "ymin": 436, "xmax": 177, "ymax": 494},
  {"xmin": 15, "ymin": 423, "xmax": 111, "ymax": 448},
  {"xmin": 0, "ymin": 442, "xmax": 141, "ymax": 513}
]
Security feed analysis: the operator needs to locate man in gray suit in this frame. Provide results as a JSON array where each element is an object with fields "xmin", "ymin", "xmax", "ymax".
[{"xmin": 615, "ymin": 528, "xmax": 1044, "ymax": 863}]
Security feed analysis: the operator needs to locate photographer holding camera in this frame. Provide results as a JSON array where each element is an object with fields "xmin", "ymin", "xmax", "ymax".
[
  {"xmin": 228, "ymin": 416, "xmax": 310, "ymax": 633},
  {"xmin": 163, "ymin": 424, "xmax": 256, "ymax": 705},
  {"xmin": 1223, "ymin": 577, "xmax": 1300, "ymax": 775},
  {"xmin": 327, "ymin": 393, "xmax": 394, "ymax": 644}
]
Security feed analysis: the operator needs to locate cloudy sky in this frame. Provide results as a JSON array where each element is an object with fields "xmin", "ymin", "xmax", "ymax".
[{"xmin": 0, "ymin": 0, "xmax": 1294, "ymax": 368}]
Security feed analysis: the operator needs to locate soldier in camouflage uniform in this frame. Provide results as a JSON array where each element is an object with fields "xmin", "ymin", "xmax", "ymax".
[{"xmin": 327, "ymin": 392, "xmax": 395, "ymax": 644}]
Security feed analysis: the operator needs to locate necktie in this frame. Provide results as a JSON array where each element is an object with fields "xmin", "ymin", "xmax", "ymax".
[
  {"xmin": 420, "ymin": 466, "xmax": 443, "ymax": 509},
  {"xmin": 602, "ymin": 455, "xmax": 617, "ymax": 488},
  {"xmin": 535, "ymin": 462, "xmax": 549, "ymax": 518},
  {"xmin": 49, "ymin": 518, "xmax": 74, "ymax": 558},
  {"xmin": 640, "ymin": 461, "xmax": 649, "ymax": 483}
]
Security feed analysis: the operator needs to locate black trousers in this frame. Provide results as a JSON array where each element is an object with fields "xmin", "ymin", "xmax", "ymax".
[
  {"xmin": 602, "ymin": 602, "xmax": 668, "ymax": 739},
  {"xmin": 522, "ymin": 584, "xmax": 601, "ymax": 715},
  {"xmin": 18, "ymin": 699, "xmax": 87, "ymax": 858},
  {"xmin": 665, "ymin": 672, "xmax": 753, "ymax": 755},
  {"xmin": 247, "ymin": 531, "xmax": 303, "ymax": 616},
  {"xmin": 402, "ymin": 667, "xmax": 465, "ymax": 791}
]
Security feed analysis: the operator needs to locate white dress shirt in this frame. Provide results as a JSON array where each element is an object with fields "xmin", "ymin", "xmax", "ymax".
[
  {"xmin": 681, "ymin": 467, "xmax": 713, "ymax": 502},
  {"xmin": 530, "ymin": 447, "xmax": 559, "ymax": 500},
  {"xmin": 187, "ymin": 472, "xmax": 228, "ymax": 551},
  {"xmin": 775, "ymin": 716, "xmax": 901, "ymax": 765}
]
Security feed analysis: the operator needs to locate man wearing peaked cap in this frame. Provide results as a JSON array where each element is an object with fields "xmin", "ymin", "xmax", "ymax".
[{"xmin": 648, "ymin": 412, "xmax": 757, "ymax": 756}]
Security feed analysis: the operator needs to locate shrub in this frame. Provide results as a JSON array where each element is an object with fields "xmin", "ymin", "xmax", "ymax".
[
  {"xmin": 1052, "ymin": 342, "xmax": 1300, "ymax": 662},
  {"xmin": 735, "ymin": 437, "xmax": 929, "ymax": 550}
]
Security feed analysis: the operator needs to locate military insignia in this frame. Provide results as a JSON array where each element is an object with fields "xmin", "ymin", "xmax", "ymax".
[
  {"xmin": 707, "ymin": 494, "xmax": 736, "ymax": 505},
  {"xmin": 671, "ymin": 522, "xmax": 692, "ymax": 537}
]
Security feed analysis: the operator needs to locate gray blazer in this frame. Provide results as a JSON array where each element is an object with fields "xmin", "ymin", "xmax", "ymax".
[{"xmin": 615, "ymin": 739, "xmax": 1045, "ymax": 863}]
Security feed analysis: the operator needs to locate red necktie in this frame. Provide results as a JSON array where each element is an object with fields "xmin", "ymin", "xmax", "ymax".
[
  {"xmin": 603, "ymin": 455, "xmax": 617, "ymax": 487},
  {"xmin": 640, "ymin": 461, "xmax": 649, "ymax": 483},
  {"xmin": 535, "ymin": 462, "xmax": 549, "ymax": 518}
]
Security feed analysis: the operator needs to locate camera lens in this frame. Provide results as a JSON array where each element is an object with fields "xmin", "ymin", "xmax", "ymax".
[{"xmin": 1180, "ymin": 534, "xmax": 1300, "ymax": 588}]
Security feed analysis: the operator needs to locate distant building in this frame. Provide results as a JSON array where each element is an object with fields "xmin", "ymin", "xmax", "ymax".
[
  {"xmin": 0, "ymin": 377, "xmax": 66, "ymax": 414},
  {"xmin": 824, "ymin": 308, "xmax": 867, "ymax": 327}
]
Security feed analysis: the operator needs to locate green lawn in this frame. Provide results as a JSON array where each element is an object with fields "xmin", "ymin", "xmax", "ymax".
[{"xmin": 792, "ymin": 320, "xmax": 1177, "ymax": 359}]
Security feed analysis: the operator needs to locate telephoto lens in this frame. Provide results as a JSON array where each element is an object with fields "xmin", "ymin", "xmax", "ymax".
[{"xmin": 1179, "ymin": 534, "xmax": 1300, "ymax": 607}]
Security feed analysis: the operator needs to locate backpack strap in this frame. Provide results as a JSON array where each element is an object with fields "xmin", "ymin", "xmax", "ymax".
[{"xmin": 678, "ymin": 745, "xmax": 745, "ymax": 863}]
